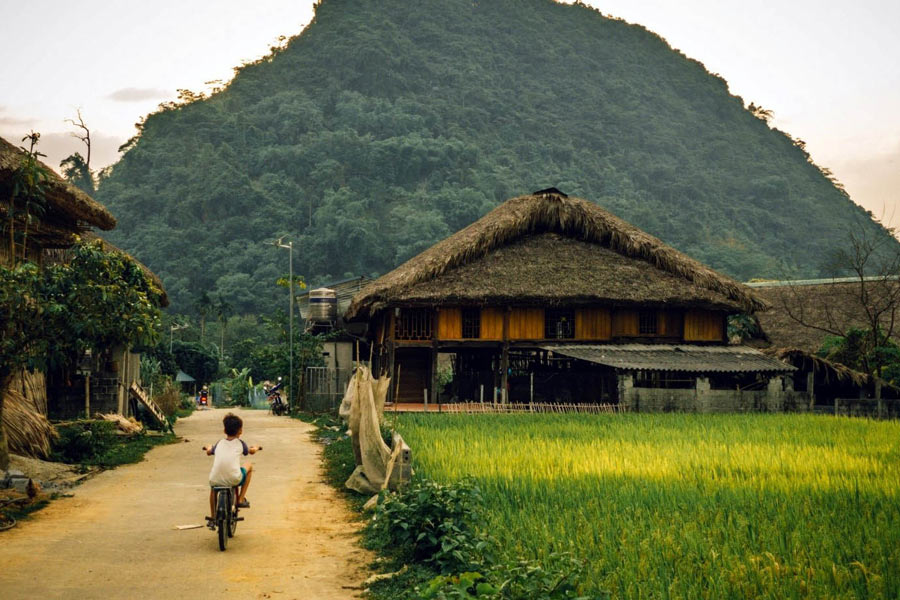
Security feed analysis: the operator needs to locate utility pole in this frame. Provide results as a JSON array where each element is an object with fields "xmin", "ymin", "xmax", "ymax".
[{"xmin": 274, "ymin": 237, "xmax": 294, "ymax": 412}]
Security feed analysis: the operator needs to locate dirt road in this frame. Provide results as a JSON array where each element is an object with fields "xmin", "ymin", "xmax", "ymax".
[{"xmin": 0, "ymin": 408, "xmax": 371, "ymax": 599}]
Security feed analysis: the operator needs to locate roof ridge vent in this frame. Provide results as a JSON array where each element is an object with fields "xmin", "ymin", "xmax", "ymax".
[{"xmin": 533, "ymin": 187, "xmax": 568, "ymax": 198}]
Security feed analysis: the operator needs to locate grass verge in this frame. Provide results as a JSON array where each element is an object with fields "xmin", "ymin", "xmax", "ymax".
[{"xmin": 305, "ymin": 413, "xmax": 444, "ymax": 598}]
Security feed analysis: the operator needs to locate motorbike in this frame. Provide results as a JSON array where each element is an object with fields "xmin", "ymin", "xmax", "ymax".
[{"xmin": 265, "ymin": 378, "xmax": 287, "ymax": 416}]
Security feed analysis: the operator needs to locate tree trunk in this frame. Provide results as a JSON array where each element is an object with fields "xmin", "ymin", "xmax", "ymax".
[{"xmin": 0, "ymin": 370, "xmax": 13, "ymax": 471}]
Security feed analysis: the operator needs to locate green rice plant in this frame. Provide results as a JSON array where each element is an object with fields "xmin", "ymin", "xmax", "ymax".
[{"xmin": 397, "ymin": 413, "xmax": 900, "ymax": 599}]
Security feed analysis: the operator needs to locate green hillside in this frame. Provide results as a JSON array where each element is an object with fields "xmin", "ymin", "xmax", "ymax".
[{"xmin": 97, "ymin": 0, "xmax": 891, "ymax": 315}]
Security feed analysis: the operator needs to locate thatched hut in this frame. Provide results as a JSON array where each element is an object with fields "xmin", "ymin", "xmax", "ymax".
[
  {"xmin": 347, "ymin": 191, "xmax": 793, "ymax": 411},
  {"xmin": 748, "ymin": 278, "xmax": 898, "ymax": 353},
  {"xmin": 0, "ymin": 136, "xmax": 115, "ymax": 261}
]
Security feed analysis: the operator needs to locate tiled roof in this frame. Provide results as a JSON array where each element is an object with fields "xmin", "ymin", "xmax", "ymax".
[{"xmin": 544, "ymin": 344, "xmax": 795, "ymax": 374}]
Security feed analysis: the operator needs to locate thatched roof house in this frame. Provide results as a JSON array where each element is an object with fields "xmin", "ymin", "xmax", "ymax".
[
  {"xmin": 748, "ymin": 278, "xmax": 898, "ymax": 353},
  {"xmin": 349, "ymin": 191, "xmax": 792, "ymax": 411},
  {"xmin": 347, "ymin": 192, "xmax": 767, "ymax": 321},
  {"xmin": 0, "ymin": 136, "xmax": 115, "ymax": 250}
]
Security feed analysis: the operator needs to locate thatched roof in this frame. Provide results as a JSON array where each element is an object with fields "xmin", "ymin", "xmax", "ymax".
[
  {"xmin": 0, "ymin": 136, "xmax": 116, "ymax": 242},
  {"xmin": 43, "ymin": 232, "xmax": 169, "ymax": 307},
  {"xmin": 346, "ymin": 192, "xmax": 768, "ymax": 320},
  {"xmin": 750, "ymin": 279, "xmax": 898, "ymax": 353}
]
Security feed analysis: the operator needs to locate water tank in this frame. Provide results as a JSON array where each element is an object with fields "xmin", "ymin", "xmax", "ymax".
[{"xmin": 308, "ymin": 288, "xmax": 338, "ymax": 322}]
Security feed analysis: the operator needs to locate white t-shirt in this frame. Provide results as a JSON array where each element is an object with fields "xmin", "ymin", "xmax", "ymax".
[{"xmin": 208, "ymin": 438, "xmax": 249, "ymax": 487}]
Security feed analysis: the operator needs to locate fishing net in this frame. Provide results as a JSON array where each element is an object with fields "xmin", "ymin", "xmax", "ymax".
[{"xmin": 339, "ymin": 366, "xmax": 408, "ymax": 494}]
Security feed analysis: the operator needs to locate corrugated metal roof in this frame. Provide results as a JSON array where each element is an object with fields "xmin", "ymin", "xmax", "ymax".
[{"xmin": 543, "ymin": 344, "xmax": 795, "ymax": 374}]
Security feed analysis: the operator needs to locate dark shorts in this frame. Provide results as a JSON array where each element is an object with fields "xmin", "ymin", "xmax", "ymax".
[{"xmin": 239, "ymin": 467, "xmax": 247, "ymax": 487}]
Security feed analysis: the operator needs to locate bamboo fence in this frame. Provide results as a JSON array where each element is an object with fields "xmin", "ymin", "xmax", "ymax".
[{"xmin": 394, "ymin": 401, "xmax": 625, "ymax": 414}]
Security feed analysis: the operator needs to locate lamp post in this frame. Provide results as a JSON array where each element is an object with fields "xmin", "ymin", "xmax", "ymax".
[
  {"xmin": 273, "ymin": 237, "xmax": 294, "ymax": 412},
  {"xmin": 170, "ymin": 322, "xmax": 188, "ymax": 353}
]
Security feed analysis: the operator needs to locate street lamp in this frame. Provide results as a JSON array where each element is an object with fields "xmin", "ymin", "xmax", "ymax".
[
  {"xmin": 273, "ymin": 236, "xmax": 294, "ymax": 412},
  {"xmin": 170, "ymin": 322, "xmax": 188, "ymax": 353}
]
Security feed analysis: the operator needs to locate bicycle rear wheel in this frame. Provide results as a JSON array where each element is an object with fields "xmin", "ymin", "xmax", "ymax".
[
  {"xmin": 216, "ymin": 491, "xmax": 229, "ymax": 551},
  {"xmin": 228, "ymin": 509, "xmax": 238, "ymax": 537}
]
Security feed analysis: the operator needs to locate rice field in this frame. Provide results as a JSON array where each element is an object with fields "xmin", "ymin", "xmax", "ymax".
[{"xmin": 393, "ymin": 413, "xmax": 900, "ymax": 599}]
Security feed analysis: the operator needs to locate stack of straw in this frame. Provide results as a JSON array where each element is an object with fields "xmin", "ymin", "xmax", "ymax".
[{"xmin": 2, "ymin": 389, "xmax": 55, "ymax": 459}]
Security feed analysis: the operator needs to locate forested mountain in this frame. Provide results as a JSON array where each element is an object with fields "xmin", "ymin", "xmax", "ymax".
[{"xmin": 97, "ymin": 0, "xmax": 892, "ymax": 315}]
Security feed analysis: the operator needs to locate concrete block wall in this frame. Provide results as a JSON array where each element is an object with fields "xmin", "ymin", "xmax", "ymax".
[{"xmin": 618, "ymin": 374, "xmax": 809, "ymax": 413}]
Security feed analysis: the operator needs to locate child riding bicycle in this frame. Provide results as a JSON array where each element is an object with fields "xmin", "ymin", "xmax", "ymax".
[{"xmin": 203, "ymin": 413, "xmax": 260, "ymax": 528}]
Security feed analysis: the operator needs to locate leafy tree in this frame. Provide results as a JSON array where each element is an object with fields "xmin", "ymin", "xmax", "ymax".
[
  {"xmin": 140, "ymin": 341, "xmax": 178, "ymax": 377},
  {"xmin": 214, "ymin": 298, "xmax": 233, "ymax": 359},
  {"xmin": 60, "ymin": 152, "xmax": 94, "ymax": 194},
  {"xmin": 171, "ymin": 340, "xmax": 219, "ymax": 384},
  {"xmin": 818, "ymin": 328, "xmax": 900, "ymax": 383},
  {"xmin": 194, "ymin": 291, "xmax": 213, "ymax": 344},
  {"xmin": 0, "ymin": 239, "xmax": 162, "ymax": 469}
]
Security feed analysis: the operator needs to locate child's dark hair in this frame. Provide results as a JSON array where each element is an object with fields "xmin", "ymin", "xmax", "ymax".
[{"xmin": 223, "ymin": 413, "xmax": 243, "ymax": 436}]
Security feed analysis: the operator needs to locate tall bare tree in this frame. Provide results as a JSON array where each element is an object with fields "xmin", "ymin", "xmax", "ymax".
[
  {"xmin": 65, "ymin": 108, "xmax": 92, "ymax": 170},
  {"xmin": 61, "ymin": 109, "xmax": 95, "ymax": 194},
  {"xmin": 779, "ymin": 225, "xmax": 900, "ymax": 377}
]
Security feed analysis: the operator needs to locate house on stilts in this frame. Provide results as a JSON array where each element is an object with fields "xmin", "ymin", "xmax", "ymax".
[{"xmin": 345, "ymin": 190, "xmax": 799, "ymax": 412}]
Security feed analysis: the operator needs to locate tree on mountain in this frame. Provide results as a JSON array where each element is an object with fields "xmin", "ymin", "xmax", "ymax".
[
  {"xmin": 60, "ymin": 153, "xmax": 94, "ymax": 194},
  {"xmin": 171, "ymin": 340, "xmax": 219, "ymax": 384},
  {"xmin": 195, "ymin": 291, "xmax": 214, "ymax": 344},
  {"xmin": 215, "ymin": 298, "xmax": 233, "ymax": 359}
]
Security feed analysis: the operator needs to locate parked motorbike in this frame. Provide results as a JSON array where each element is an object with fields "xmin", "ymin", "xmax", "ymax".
[{"xmin": 265, "ymin": 378, "xmax": 287, "ymax": 416}]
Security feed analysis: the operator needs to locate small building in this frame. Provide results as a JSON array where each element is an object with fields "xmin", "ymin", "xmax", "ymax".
[
  {"xmin": 748, "ymin": 277, "xmax": 898, "ymax": 352},
  {"xmin": 346, "ymin": 191, "xmax": 795, "ymax": 412},
  {"xmin": 747, "ymin": 278, "xmax": 900, "ymax": 416}
]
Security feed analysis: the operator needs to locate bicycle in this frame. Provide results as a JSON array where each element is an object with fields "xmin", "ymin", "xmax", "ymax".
[
  {"xmin": 205, "ymin": 445, "xmax": 262, "ymax": 551},
  {"xmin": 211, "ymin": 485, "xmax": 243, "ymax": 551}
]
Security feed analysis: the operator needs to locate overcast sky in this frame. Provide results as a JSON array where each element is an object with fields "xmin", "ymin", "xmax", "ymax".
[{"xmin": 1, "ymin": 0, "xmax": 897, "ymax": 223}]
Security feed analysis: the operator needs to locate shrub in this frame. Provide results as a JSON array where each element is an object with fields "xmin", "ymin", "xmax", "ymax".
[
  {"xmin": 369, "ymin": 478, "xmax": 491, "ymax": 573},
  {"xmin": 421, "ymin": 554, "xmax": 600, "ymax": 600},
  {"xmin": 51, "ymin": 421, "xmax": 117, "ymax": 464},
  {"xmin": 153, "ymin": 379, "xmax": 181, "ymax": 416}
]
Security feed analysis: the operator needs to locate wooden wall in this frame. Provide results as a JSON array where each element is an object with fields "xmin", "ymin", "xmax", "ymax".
[
  {"xmin": 684, "ymin": 310, "xmax": 725, "ymax": 342},
  {"xmin": 480, "ymin": 308, "xmax": 504, "ymax": 340},
  {"xmin": 400, "ymin": 306, "xmax": 725, "ymax": 343},
  {"xmin": 575, "ymin": 308, "xmax": 611, "ymax": 340},
  {"xmin": 509, "ymin": 308, "xmax": 543, "ymax": 339},
  {"xmin": 613, "ymin": 309, "xmax": 639, "ymax": 337},
  {"xmin": 437, "ymin": 308, "xmax": 462, "ymax": 339}
]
